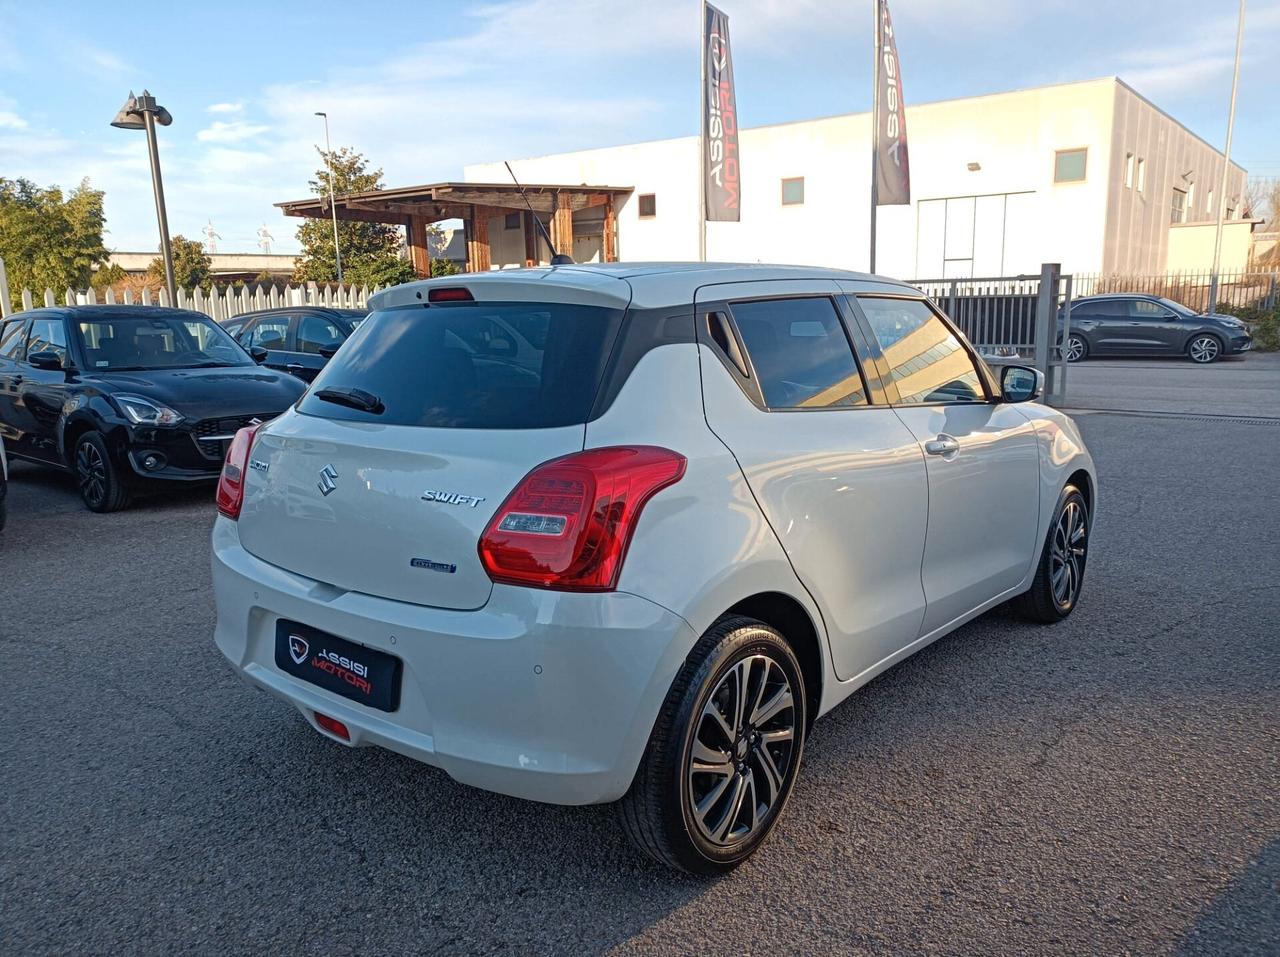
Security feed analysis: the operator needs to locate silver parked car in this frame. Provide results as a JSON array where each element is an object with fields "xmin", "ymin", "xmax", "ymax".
[{"xmin": 212, "ymin": 264, "xmax": 1097, "ymax": 873}]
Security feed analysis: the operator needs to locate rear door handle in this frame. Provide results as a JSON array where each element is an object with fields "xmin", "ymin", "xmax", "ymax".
[
  {"xmin": 286, "ymin": 363, "xmax": 305, "ymax": 372},
  {"xmin": 924, "ymin": 434, "xmax": 960, "ymax": 457}
]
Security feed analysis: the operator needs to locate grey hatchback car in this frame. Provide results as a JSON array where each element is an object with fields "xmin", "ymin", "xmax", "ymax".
[{"xmin": 1061, "ymin": 294, "xmax": 1252, "ymax": 363}]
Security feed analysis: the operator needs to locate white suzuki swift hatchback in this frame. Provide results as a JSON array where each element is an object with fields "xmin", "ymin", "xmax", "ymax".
[{"xmin": 213, "ymin": 264, "xmax": 1095, "ymax": 873}]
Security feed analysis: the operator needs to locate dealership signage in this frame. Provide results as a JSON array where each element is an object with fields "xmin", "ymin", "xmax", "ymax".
[{"xmin": 702, "ymin": 2, "xmax": 741, "ymax": 222}]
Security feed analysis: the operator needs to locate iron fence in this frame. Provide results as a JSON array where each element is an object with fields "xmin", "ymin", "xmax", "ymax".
[{"xmin": 1071, "ymin": 269, "xmax": 1279, "ymax": 313}]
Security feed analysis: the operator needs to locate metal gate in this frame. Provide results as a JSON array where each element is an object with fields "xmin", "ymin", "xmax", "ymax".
[{"xmin": 910, "ymin": 263, "xmax": 1073, "ymax": 406}]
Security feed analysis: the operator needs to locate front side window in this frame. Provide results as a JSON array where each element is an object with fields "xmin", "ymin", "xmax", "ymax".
[
  {"xmin": 859, "ymin": 297, "xmax": 986, "ymax": 405},
  {"xmin": 1129, "ymin": 300, "xmax": 1174, "ymax": 321},
  {"xmin": 26, "ymin": 318, "xmax": 68, "ymax": 364},
  {"xmin": 74, "ymin": 314, "xmax": 252, "ymax": 371},
  {"xmin": 297, "ymin": 315, "xmax": 344, "ymax": 354},
  {"xmin": 0, "ymin": 319, "xmax": 28, "ymax": 360},
  {"xmin": 729, "ymin": 297, "xmax": 867, "ymax": 410},
  {"xmin": 244, "ymin": 317, "xmax": 289, "ymax": 351},
  {"xmin": 1054, "ymin": 149, "xmax": 1087, "ymax": 183}
]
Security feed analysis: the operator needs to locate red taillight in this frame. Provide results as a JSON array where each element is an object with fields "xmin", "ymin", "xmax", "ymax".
[
  {"xmin": 314, "ymin": 712, "xmax": 350, "ymax": 741},
  {"xmin": 215, "ymin": 423, "xmax": 260, "ymax": 520},
  {"xmin": 428, "ymin": 287, "xmax": 474, "ymax": 302},
  {"xmin": 479, "ymin": 446, "xmax": 686, "ymax": 592}
]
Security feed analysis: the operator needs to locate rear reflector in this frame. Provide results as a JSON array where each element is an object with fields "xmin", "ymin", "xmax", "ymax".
[
  {"xmin": 314, "ymin": 712, "xmax": 350, "ymax": 741},
  {"xmin": 428, "ymin": 287, "xmax": 474, "ymax": 302},
  {"xmin": 479, "ymin": 446, "xmax": 686, "ymax": 592},
  {"xmin": 215, "ymin": 423, "xmax": 261, "ymax": 520}
]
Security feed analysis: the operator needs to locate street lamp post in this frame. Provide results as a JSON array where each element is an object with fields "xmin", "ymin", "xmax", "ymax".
[
  {"xmin": 111, "ymin": 90, "xmax": 177, "ymax": 307},
  {"xmin": 315, "ymin": 111, "xmax": 344, "ymax": 284}
]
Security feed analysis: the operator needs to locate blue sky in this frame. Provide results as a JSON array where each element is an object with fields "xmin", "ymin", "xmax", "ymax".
[{"xmin": 1, "ymin": 0, "xmax": 1276, "ymax": 255}]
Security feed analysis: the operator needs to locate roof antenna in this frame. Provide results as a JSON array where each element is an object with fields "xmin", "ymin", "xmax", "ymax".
[{"xmin": 504, "ymin": 161, "xmax": 574, "ymax": 266}]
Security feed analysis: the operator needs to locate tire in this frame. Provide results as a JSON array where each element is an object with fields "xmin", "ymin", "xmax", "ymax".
[
  {"xmin": 1064, "ymin": 334, "xmax": 1088, "ymax": 363},
  {"xmin": 1015, "ymin": 484, "xmax": 1089, "ymax": 623},
  {"xmin": 1187, "ymin": 333, "xmax": 1222, "ymax": 364},
  {"xmin": 74, "ymin": 431, "xmax": 131, "ymax": 513},
  {"xmin": 618, "ymin": 616, "xmax": 807, "ymax": 874}
]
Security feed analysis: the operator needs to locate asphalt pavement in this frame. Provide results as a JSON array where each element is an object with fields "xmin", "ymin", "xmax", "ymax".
[{"xmin": 2, "ymin": 366, "xmax": 1277, "ymax": 954}]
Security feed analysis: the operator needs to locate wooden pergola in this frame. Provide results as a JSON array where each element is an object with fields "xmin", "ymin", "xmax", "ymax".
[{"xmin": 276, "ymin": 182, "xmax": 633, "ymax": 276}]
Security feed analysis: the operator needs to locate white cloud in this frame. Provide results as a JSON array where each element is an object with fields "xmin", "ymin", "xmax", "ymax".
[
  {"xmin": 196, "ymin": 120, "xmax": 271, "ymax": 144},
  {"xmin": 0, "ymin": 111, "xmax": 26, "ymax": 130},
  {"xmin": 207, "ymin": 102, "xmax": 244, "ymax": 114}
]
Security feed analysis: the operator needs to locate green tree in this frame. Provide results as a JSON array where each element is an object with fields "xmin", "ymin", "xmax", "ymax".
[
  {"xmin": 148, "ymin": 235, "xmax": 212, "ymax": 291},
  {"xmin": 0, "ymin": 177, "xmax": 108, "ymax": 309},
  {"xmin": 293, "ymin": 147, "xmax": 417, "ymax": 288},
  {"xmin": 90, "ymin": 262, "xmax": 127, "ymax": 291}
]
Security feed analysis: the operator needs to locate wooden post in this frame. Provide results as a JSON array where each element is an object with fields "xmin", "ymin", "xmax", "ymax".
[
  {"xmin": 603, "ymin": 196, "xmax": 617, "ymax": 263},
  {"xmin": 551, "ymin": 193, "xmax": 574, "ymax": 257},
  {"xmin": 523, "ymin": 210, "xmax": 539, "ymax": 266},
  {"xmin": 406, "ymin": 215, "xmax": 432, "ymax": 279},
  {"xmin": 466, "ymin": 206, "xmax": 492, "ymax": 273}
]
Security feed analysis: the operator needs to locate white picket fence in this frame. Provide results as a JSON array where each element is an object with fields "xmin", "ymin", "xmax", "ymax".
[{"xmin": 0, "ymin": 257, "xmax": 383, "ymax": 321}]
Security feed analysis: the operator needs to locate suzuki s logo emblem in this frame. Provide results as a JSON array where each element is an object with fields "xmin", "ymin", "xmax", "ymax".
[
  {"xmin": 318, "ymin": 464, "xmax": 338, "ymax": 496},
  {"xmin": 288, "ymin": 635, "xmax": 310, "ymax": 665}
]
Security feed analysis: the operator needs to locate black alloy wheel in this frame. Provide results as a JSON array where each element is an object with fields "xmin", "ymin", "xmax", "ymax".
[
  {"xmin": 619, "ymin": 616, "xmax": 807, "ymax": 874},
  {"xmin": 75, "ymin": 431, "xmax": 131, "ymax": 513}
]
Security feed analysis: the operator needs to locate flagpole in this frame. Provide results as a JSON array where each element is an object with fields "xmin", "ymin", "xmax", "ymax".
[
  {"xmin": 698, "ymin": 0, "xmax": 708, "ymax": 262},
  {"xmin": 869, "ymin": 0, "xmax": 880, "ymax": 274}
]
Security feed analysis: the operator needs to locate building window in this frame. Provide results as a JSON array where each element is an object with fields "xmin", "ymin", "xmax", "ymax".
[
  {"xmin": 781, "ymin": 177, "xmax": 805, "ymax": 206},
  {"xmin": 504, "ymin": 212, "xmax": 521, "ymax": 230},
  {"xmin": 1226, "ymin": 206, "xmax": 1235, "ymax": 220},
  {"xmin": 1207, "ymin": 188, "xmax": 1215, "ymax": 216},
  {"xmin": 1124, "ymin": 153, "xmax": 1134, "ymax": 188},
  {"xmin": 1136, "ymin": 158, "xmax": 1146, "ymax": 193},
  {"xmin": 1171, "ymin": 188, "xmax": 1187, "ymax": 224},
  {"xmin": 638, "ymin": 193, "xmax": 657, "ymax": 218},
  {"xmin": 1054, "ymin": 148, "xmax": 1087, "ymax": 183},
  {"xmin": 1186, "ymin": 183, "xmax": 1196, "ymax": 219}
]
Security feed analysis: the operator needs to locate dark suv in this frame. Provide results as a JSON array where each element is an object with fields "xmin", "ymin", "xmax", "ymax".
[
  {"xmin": 1061, "ymin": 294, "xmax": 1252, "ymax": 363},
  {"xmin": 221, "ymin": 307, "xmax": 367, "ymax": 382},
  {"xmin": 0, "ymin": 306, "xmax": 305, "ymax": 512}
]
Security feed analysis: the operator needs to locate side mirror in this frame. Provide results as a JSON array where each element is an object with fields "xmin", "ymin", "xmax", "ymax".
[
  {"xmin": 249, "ymin": 346, "xmax": 269, "ymax": 364},
  {"xmin": 318, "ymin": 345, "xmax": 339, "ymax": 359},
  {"xmin": 28, "ymin": 350, "xmax": 65, "ymax": 371},
  {"xmin": 1001, "ymin": 365, "xmax": 1044, "ymax": 403}
]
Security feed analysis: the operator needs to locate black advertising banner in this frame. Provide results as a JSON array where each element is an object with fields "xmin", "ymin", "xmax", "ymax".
[
  {"xmin": 875, "ymin": 0, "xmax": 911, "ymax": 205},
  {"xmin": 703, "ymin": 3, "xmax": 741, "ymax": 222}
]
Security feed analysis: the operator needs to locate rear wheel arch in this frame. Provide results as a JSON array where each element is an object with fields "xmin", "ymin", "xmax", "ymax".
[{"xmin": 723, "ymin": 591, "xmax": 824, "ymax": 730}]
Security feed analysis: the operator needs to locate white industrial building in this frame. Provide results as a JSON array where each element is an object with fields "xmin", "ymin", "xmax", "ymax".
[{"xmin": 463, "ymin": 77, "xmax": 1248, "ymax": 278}]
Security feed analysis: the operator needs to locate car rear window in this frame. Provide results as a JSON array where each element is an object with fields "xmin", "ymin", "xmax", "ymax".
[{"xmin": 296, "ymin": 301, "xmax": 625, "ymax": 429}]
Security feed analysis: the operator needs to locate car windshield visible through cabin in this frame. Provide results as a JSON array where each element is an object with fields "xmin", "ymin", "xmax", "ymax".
[{"xmin": 74, "ymin": 315, "xmax": 254, "ymax": 371}]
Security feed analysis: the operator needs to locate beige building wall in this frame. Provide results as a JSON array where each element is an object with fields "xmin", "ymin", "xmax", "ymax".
[
  {"xmin": 467, "ymin": 78, "xmax": 1242, "ymax": 279},
  {"xmin": 1104, "ymin": 82, "xmax": 1247, "ymax": 273},
  {"xmin": 1165, "ymin": 220, "xmax": 1255, "ymax": 272}
]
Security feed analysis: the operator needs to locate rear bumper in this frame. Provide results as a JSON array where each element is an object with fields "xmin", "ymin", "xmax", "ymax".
[{"xmin": 211, "ymin": 517, "xmax": 695, "ymax": 805}]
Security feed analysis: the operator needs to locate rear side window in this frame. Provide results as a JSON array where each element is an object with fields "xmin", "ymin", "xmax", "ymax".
[
  {"xmin": 859, "ymin": 297, "xmax": 986, "ymax": 404},
  {"xmin": 297, "ymin": 301, "xmax": 625, "ymax": 429},
  {"xmin": 729, "ymin": 297, "xmax": 867, "ymax": 409}
]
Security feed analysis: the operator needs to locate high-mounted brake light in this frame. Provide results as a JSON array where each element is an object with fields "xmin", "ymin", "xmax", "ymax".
[
  {"xmin": 479, "ymin": 446, "xmax": 686, "ymax": 592},
  {"xmin": 428, "ymin": 287, "xmax": 474, "ymax": 303},
  {"xmin": 215, "ymin": 423, "xmax": 261, "ymax": 520}
]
